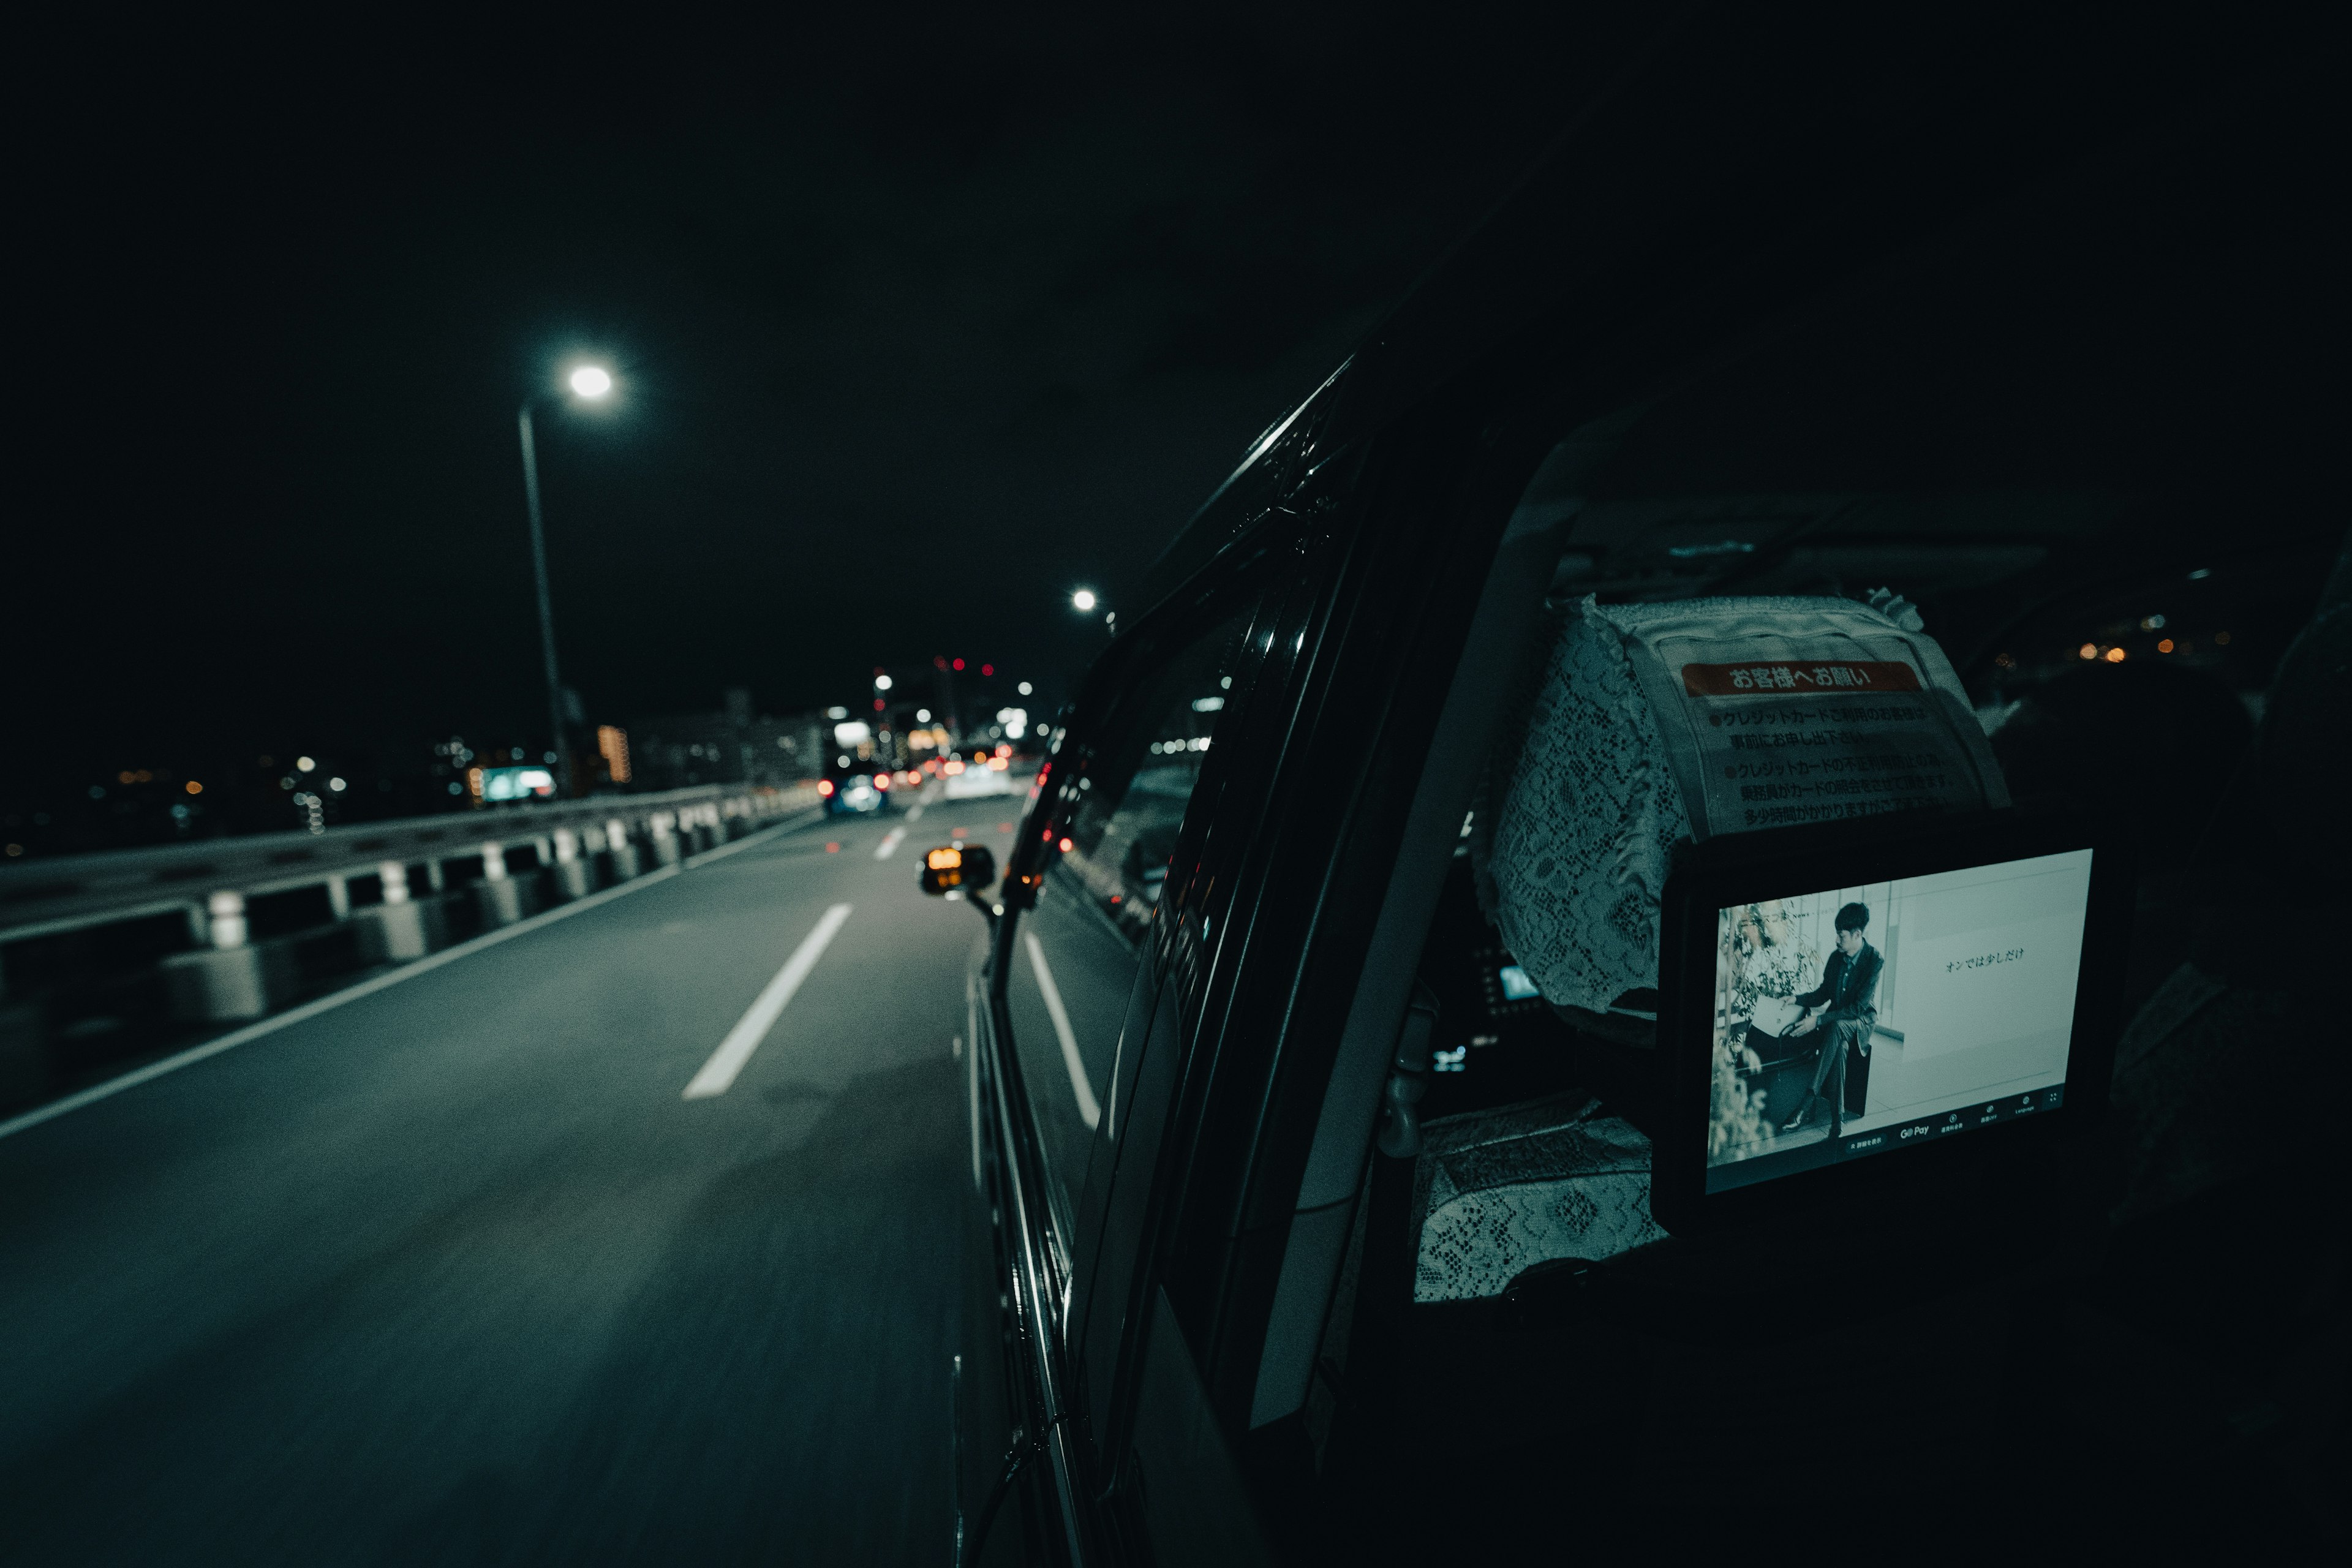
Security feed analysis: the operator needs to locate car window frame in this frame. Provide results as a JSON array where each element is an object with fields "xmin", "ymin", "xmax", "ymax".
[{"xmin": 987, "ymin": 537, "xmax": 1313, "ymax": 1303}]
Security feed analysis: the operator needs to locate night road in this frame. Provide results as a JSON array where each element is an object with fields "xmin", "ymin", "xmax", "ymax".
[
  {"xmin": 0, "ymin": 796, "xmax": 1031, "ymax": 1564},
  {"xmin": 10, "ymin": 13, "xmax": 2343, "ymax": 1562}
]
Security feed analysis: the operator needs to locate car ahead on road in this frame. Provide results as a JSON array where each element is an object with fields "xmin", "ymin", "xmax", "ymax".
[
  {"xmin": 927, "ymin": 17, "xmax": 2340, "ymax": 1564},
  {"xmin": 943, "ymin": 749, "xmax": 1020, "ymax": 801},
  {"xmin": 818, "ymin": 761, "xmax": 894, "ymax": 816}
]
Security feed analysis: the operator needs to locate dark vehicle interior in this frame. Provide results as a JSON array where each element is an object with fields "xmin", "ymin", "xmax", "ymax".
[
  {"xmin": 949, "ymin": 19, "xmax": 2343, "ymax": 1563},
  {"xmin": 1213, "ymin": 59, "xmax": 2343, "ymax": 1556}
]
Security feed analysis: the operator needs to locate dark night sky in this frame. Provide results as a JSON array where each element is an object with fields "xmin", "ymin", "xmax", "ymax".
[{"xmin": 10, "ymin": 9, "xmax": 1649, "ymax": 828}]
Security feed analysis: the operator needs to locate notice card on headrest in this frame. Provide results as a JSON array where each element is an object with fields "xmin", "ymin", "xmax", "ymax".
[{"xmin": 1589, "ymin": 597, "xmax": 2008, "ymax": 840}]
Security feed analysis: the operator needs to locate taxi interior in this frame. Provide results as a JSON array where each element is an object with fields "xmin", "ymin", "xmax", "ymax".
[
  {"xmin": 967, "ymin": 22, "xmax": 2342, "ymax": 1560},
  {"xmin": 1205, "ymin": 64, "xmax": 2342, "ymax": 1559}
]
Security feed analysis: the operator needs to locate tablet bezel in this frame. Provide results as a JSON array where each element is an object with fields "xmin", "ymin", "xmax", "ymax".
[{"xmin": 1649, "ymin": 810, "xmax": 2134, "ymax": 1235}]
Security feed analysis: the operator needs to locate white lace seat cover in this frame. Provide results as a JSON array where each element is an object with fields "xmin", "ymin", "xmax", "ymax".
[
  {"xmin": 1411, "ymin": 1094, "xmax": 1665, "ymax": 1303},
  {"xmin": 1487, "ymin": 592, "xmax": 2000, "ymax": 1014},
  {"xmin": 1487, "ymin": 605, "xmax": 1692, "ymax": 1015}
]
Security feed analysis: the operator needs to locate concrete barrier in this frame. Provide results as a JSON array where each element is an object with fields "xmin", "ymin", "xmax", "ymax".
[
  {"xmin": 471, "ymin": 843, "xmax": 544, "ymax": 929},
  {"xmin": 351, "ymin": 861, "xmax": 445, "ymax": 963},
  {"xmin": 1, "ymin": 783, "xmax": 821, "ymax": 1060},
  {"xmin": 355, "ymin": 900, "xmax": 445, "ymax": 963},
  {"xmin": 601, "ymin": 817, "xmax": 641, "ymax": 881},
  {"xmin": 161, "ymin": 892, "xmax": 298, "ymax": 1020},
  {"xmin": 549, "ymin": 827, "xmax": 592, "ymax": 902},
  {"xmin": 649, "ymin": 812, "xmax": 682, "ymax": 867}
]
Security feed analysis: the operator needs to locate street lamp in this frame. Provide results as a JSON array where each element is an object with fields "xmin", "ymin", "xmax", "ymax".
[{"xmin": 516, "ymin": 363, "xmax": 614, "ymax": 796}]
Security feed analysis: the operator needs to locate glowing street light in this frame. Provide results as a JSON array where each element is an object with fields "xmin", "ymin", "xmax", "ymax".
[
  {"xmin": 1071, "ymin": 589, "xmax": 1098, "ymax": 612},
  {"xmin": 517, "ymin": 360, "xmax": 620, "ymax": 796}
]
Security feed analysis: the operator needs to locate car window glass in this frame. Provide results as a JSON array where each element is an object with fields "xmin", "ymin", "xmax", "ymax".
[{"xmin": 1001, "ymin": 607, "xmax": 1256, "ymax": 1243}]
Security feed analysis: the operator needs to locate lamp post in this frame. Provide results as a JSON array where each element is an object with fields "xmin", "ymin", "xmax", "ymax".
[{"xmin": 516, "ymin": 364, "xmax": 612, "ymax": 797}]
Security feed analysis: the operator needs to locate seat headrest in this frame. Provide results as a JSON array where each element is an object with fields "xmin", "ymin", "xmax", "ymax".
[{"xmin": 1486, "ymin": 593, "xmax": 2006, "ymax": 1015}]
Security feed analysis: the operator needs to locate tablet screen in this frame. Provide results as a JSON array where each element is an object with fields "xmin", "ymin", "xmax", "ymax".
[{"xmin": 1705, "ymin": 848, "xmax": 2093, "ymax": 1193}]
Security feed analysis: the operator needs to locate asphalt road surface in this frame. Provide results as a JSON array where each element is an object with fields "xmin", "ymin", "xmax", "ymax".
[{"xmin": 0, "ymin": 795, "xmax": 1026, "ymax": 1564}]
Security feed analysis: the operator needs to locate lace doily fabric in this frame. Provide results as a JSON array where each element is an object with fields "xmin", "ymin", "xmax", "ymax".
[
  {"xmin": 1489, "ymin": 594, "xmax": 2003, "ymax": 1013},
  {"xmin": 1412, "ymin": 1094, "xmax": 1664, "ymax": 1302},
  {"xmin": 1488, "ymin": 606, "xmax": 1690, "ymax": 1014}
]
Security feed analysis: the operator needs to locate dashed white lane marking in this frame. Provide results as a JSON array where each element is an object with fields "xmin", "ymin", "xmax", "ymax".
[
  {"xmin": 1022, "ymin": 931, "xmax": 1101, "ymax": 1130},
  {"xmin": 907, "ymin": 804, "xmax": 925, "ymax": 822},
  {"xmin": 684, "ymin": 903, "xmax": 853, "ymax": 1100},
  {"xmin": 875, "ymin": 826, "xmax": 907, "ymax": 861}
]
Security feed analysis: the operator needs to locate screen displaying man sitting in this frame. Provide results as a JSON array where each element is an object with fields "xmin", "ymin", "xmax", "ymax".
[
  {"xmin": 1771, "ymin": 902, "xmax": 1880, "ymax": 1140},
  {"xmin": 1705, "ymin": 850, "xmax": 2094, "ymax": 1191}
]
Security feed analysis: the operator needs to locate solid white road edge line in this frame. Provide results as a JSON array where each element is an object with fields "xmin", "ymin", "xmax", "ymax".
[
  {"xmin": 0, "ymin": 808, "xmax": 824, "ymax": 1145},
  {"xmin": 683, "ymin": 902, "xmax": 853, "ymax": 1099},
  {"xmin": 875, "ymin": 826, "xmax": 907, "ymax": 860},
  {"xmin": 1022, "ymin": 930, "xmax": 1102, "ymax": 1130}
]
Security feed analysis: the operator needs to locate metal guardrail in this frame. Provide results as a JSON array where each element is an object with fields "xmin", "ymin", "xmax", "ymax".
[{"xmin": 0, "ymin": 783, "xmax": 820, "ymax": 948}]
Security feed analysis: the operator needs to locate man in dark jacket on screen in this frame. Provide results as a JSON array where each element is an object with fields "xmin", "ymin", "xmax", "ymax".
[{"xmin": 1779, "ymin": 903, "xmax": 1883, "ymax": 1139}]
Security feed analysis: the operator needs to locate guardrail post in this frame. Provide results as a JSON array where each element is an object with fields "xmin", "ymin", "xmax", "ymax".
[
  {"xmin": 161, "ymin": 891, "xmax": 287, "ymax": 1021},
  {"xmin": 550, "ymin": 826, "xmax": 592, "ymax": 902},
  {"xmin": 209, "ymin": 890, "xmax": 249, "ymax": 949},
  {"xmin": 649, "ymin": 812, "xmax": 682, "ymax": 867},
  {"xmin": 606, "ymin": 817, "xmax": 643, "ymax": 880},
  {"xmin": 473, "ymin": 842, "xmax": 537, "ymax": 928},
  {"xmin": 326, "ymin": 875, "xmax": 351, "ymax": 921},
  {"xmin": 355, "ymin": 861, "xmax": 440, "ymax": 963}
]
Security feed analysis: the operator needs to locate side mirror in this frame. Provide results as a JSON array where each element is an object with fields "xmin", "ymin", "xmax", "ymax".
[{"xmin": 918, "ymin": 843, "xmax": 997, "ymax": 896}]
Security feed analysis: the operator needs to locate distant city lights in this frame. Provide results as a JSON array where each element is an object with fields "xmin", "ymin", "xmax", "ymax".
[
  {"xmin": 1071, "ymin": 589, "xmax": 1097, "ymax": 612},
  {"xmin": 874, "ymin": 674, "xmax": 893, "ymax": 691},
  {"xmin": 296, "ymin": 756, "xmax": 316, "ymax": 772},
  {"xmin": 568, "ymin": 365, "xmax": 613, "ymax": 399},
  {"xmin": 1017, "ymin": 681, "xmax": 1032, "ymax": 696}
]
